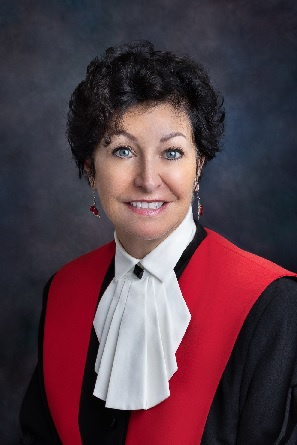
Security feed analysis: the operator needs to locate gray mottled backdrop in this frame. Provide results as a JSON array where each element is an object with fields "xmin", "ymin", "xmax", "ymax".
[{"xmin": 1, "ymin": 0, "xmax": 297, "ymax": 442}]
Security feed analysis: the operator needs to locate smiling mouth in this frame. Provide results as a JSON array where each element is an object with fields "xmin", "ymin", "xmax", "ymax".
[{"xmin": 129, "ymin": 201, "xmax": 165, "ymax": 209}]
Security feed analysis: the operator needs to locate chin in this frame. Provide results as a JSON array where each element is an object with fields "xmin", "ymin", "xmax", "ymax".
[
  {"xmin": 111, "ymin": 204, "xmax": 190, "ymax": 244},
  {"xmin": 122, "ymin": 222, "xmax": 177, "ymax": 243}
]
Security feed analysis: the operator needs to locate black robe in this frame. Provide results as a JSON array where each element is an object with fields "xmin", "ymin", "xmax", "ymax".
[{"xmin": 20, "ymin": 224, "xmax": 297, "ymax": 444}]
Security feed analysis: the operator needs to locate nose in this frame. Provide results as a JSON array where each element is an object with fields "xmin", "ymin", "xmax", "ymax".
[{"xmin": 134, "ymin": 158, "xmax": 162, "ymax": 193}]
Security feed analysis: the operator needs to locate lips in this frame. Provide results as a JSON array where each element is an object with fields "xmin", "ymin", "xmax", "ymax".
[
  {"xmin": 125, "ymin": 201, "xmax": 169, "ymax": 215},
  {"xmin": 129, "ymin": 201, "xmax": 164, "ymax": 209}
]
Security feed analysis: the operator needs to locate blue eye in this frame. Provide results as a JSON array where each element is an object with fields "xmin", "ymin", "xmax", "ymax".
[
  {"xmin": 164, "ymin": 149, "xmax": 183, "ymax": 160},
  {"xmin": 113, "ymin": 147, "xmax": 133, "ymax": 158}
]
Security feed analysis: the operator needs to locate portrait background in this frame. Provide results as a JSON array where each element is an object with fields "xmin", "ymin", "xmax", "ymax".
[{"xmin": 1, "ymin": 0, "xmax": 297, "ymax": 442}]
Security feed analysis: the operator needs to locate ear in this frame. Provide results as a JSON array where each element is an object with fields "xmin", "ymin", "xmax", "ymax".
[{"xmin": 84, "ymin": 159, "xmax": 95, "ymax": 188}]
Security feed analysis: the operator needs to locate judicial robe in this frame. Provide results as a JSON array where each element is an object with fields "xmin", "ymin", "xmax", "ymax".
[{"xmin": 20, "ymin": 224, "xmax": 297, "ymax": 444}]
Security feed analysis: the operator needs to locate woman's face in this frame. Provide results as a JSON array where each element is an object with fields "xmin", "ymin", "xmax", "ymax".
[{"xmin": 89, "ymin": 102, "xmax": 202, "ymax": 258}]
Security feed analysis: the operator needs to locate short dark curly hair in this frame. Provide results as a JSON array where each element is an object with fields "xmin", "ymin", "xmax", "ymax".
[{"xmin": 67, "ymin": 40, "xmax": 225, "ymax": 178}]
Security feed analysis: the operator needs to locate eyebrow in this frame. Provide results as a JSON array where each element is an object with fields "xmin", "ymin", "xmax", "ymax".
[
  {"xmin": 160, "ymin": 132, "xmax": 186, "ymax": 142},
  {"xmin": 109, "ymin": 130, "xmax": 138, "ymax": 142},
  {"xmin": 109, "ymin": 130, "xmax": 187, "ymax": 143}
]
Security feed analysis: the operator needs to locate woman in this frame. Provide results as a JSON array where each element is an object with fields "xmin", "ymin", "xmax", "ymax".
[{"xmin": 20, "ymin": 41, "xmax": 297, "ymax": 444}]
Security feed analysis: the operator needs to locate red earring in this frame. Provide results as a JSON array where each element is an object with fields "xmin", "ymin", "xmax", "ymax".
[{"xmin": 90, "ymin": 191, "xmax": 100, "ymax": 218}]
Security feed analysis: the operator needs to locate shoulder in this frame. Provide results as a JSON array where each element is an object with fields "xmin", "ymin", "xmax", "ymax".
[
  {"xmin": 242, "ymin": 277, "xmax": 297, "ymax": 341},
  {"xmin": 199, "ymin": 229, "xmax": 297, "ymax": 353},
  {"xmin": 246, "ymin": 277, "xmax": 297, "ymax": 345},
  {"xmin": 229, "ymin": 276, "xmax": 297, "ymax": 392},
  {"xmin": 53, "ymin": 240, "xmax": 115, "ymax": 283},
  {"xmin": 204, "ymin": 227, "xmax": 296, "ymax": 280},
  {"xmin": 40, "ymin": 240, "xmax": 115, "ymax": 313},
  {"xmin": 59, "ymin": 240, "xmax": 115, "ymax": 272}
]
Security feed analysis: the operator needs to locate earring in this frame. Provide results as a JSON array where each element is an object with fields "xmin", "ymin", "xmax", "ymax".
[
  {"xmin": 90, "ymin": 191, "xmax": 100, "ymax": 218},
  {"xmin": 194, "ymin": 178, "xmax": 203, "ymax": 220}
]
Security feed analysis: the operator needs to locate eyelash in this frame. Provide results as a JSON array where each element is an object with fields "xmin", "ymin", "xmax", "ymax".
[
  {"xmin": 112, "ymin": 146, "xmax": 184, "ymax": 160},
  {"xmin": 164, "ymin": 147, "xmax": 184, "ymax": 160},
  {"xmin": 112, "ymin": 146, "xmax": 134, "ymax": 158}
]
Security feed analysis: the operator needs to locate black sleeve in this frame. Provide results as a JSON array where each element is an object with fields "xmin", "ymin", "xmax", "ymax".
[
  {"xmin": 202, "ymin": 277, "xmax": 297, "ymax": 445},
  {"xmin": 237, "ymin": 277, "xmax": 297, "ymax": 444},
  {"xmin": 19, "ymin": 276, "xmax": 62, "ymax": 445}
]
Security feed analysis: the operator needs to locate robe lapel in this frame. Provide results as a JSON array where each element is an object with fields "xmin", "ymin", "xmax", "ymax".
[{"xmin": 43, "ymin": 242, "xmax": 115, "ymax": 445}]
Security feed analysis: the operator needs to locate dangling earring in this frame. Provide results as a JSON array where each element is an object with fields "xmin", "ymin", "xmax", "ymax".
[
  {"xmin": 90, "ymin": 191, "xmax": 100, "ymax": 218},
  {"xmin": 194, "ymin": 178, "xmax": 203, "ymax": 220}
]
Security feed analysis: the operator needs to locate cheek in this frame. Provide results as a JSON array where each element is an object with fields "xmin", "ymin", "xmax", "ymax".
[
  {"xmin": 167, "ymin": 164, "xmax": 196, "ymax": 197},
  {"xmin": 94, "ymin": 161, "xmax": 126, "ymax": 203}
]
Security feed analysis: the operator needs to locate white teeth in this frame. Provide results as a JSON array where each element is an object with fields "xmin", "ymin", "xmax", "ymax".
[{"xmin": 130, "ymin": 201, "xmax": 164, "ymax": 209}]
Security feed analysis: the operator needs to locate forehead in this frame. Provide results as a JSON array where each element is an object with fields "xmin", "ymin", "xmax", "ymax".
[{"xmin": 110, "ymin": 102, "xmax": 193, "ymax": 138}]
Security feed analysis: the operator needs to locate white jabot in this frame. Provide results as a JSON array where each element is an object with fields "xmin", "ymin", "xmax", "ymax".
[{"xmin": 93, "ymin": 206, "xmax": 196, "ymax": 410}]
